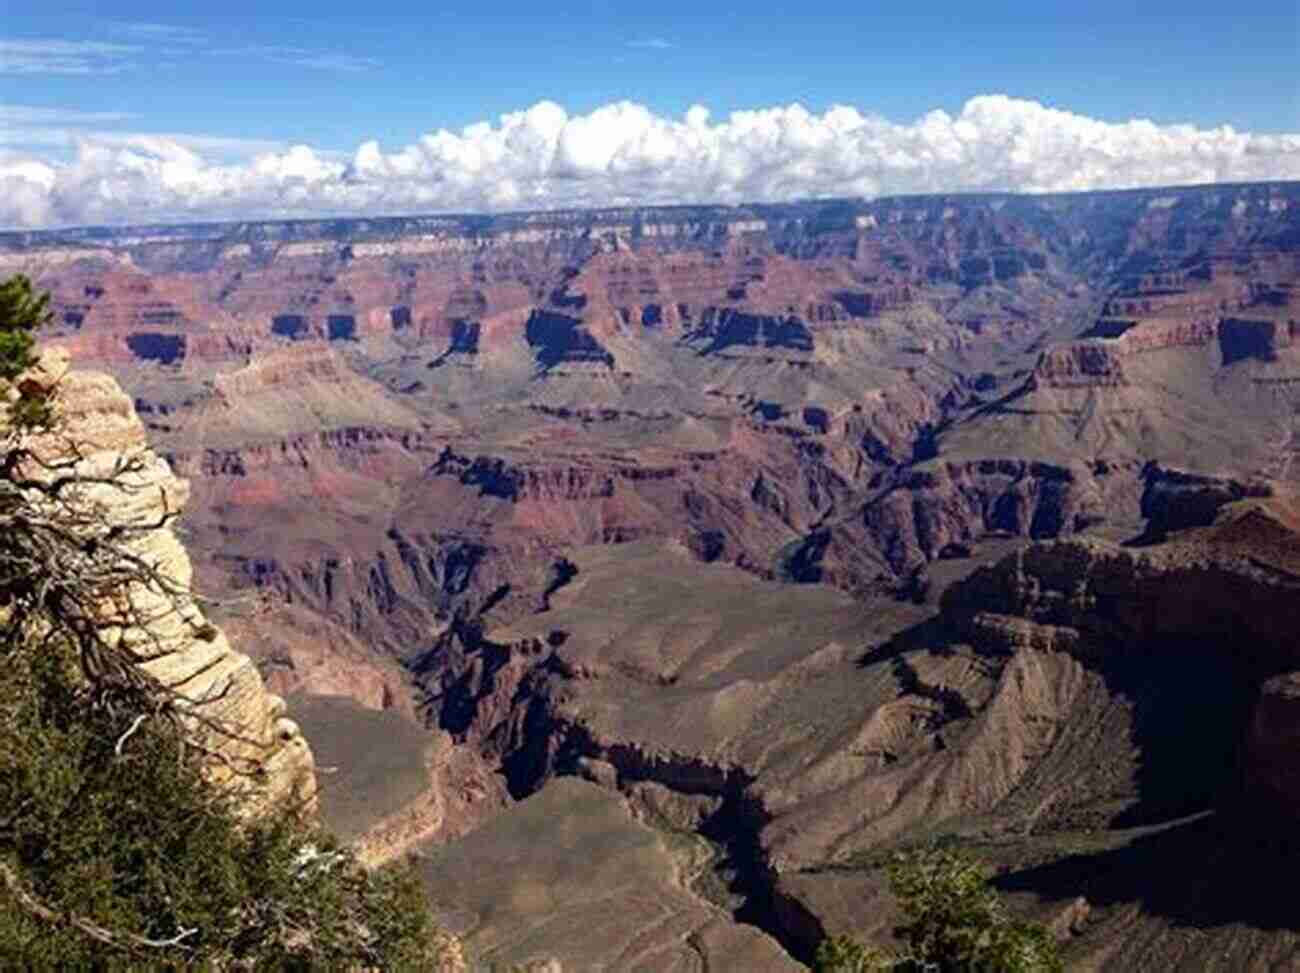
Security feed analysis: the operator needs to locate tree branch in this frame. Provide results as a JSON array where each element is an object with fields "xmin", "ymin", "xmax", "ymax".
[
  {"xmin": 0, "ymin": 861, "xmax": 197, "ymax": 954},
  {"xmin": 113, "ymin": 713, "xmax": 150, "ymax": 757}
]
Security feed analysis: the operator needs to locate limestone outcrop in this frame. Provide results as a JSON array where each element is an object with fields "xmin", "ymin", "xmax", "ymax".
[
  {"xmin": 20, "ymin": 347, "xmax": 317, "ymax": 814},
  {"xmin": 1139, "ymin": 464, "xmax": 1274, "ymax": 539},
  {"xmin": 941, "ymin": 524, "xmax": 1300, "ymax": 667}
]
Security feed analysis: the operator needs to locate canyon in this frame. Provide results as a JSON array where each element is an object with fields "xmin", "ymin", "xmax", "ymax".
[{"xmin": 6, "ymin": 181, "xmax": 1300, "ymax": 969}]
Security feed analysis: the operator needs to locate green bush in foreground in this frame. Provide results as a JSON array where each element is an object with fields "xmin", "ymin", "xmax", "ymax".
[
  {"xmin": 813, "ymin": 847, "xmax": 1063, "ymax": 973},
  {"xmin": 0, "ymin": 274, "xmax": 46, "ymax": 382},
  {"xmin": 0, "ymin": 274, "xmax": 53, "ymax": 429},
  {"xmin": 0, "ymin": 635, "xmax": 445, "ymax": 969}
]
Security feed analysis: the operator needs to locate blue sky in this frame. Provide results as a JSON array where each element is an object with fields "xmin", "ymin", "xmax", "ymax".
[
  {"xmin": 5, "ymin": 1, "xmax": 1297, "ymax": 150},
  {"xmin": 1, "ymin": 1, "xmax": 1297, "ymax": 227}
]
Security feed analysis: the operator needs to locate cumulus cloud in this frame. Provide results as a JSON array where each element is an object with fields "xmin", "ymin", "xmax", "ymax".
[{"xmin": 2, "ymin": 94, "xmax": 1298, "ymax": 229}]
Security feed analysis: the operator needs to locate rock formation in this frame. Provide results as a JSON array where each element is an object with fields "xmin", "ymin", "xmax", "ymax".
[
  {"xmin": 18, "ymin": 348, "xmax": 318, "ymax": 814},
  {"xmin": 8, "ymin": 184, "xmax": 1295, "ymax": 692},
  {"xmin": 3, "ymin": 182, "xmax": 1299, "ymax": 968},
  {"xmin": 400, "ymin": 492, "xmax": 1300, "ymax": 968}
]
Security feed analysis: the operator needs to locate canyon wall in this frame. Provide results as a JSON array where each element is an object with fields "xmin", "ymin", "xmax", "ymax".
[{"xmin": 2, "ymin": 182, "xmax": 1293, "ymax": 725}]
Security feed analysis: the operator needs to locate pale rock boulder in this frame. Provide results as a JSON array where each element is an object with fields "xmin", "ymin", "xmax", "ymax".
[{"xmin": 17, "ymin": 348, "xmax": 317, "ymax": 814}]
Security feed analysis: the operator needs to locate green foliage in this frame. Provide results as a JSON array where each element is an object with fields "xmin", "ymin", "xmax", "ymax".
[
  {"xmin": 0, "ymin": 274, "xmax": 54, "ymax": 429},
  {"xmin": 0, "ymin": 274, "xmax": 48, "ymax": 382},
  {"xmin": 889, "ymin": 846, "xmax": 1006, "ymax": 968},
  {"xmin": 814, "ymin": 934, "xmax": 891, "ymax": 972},
  {"xmin": 812, "ymin": 847, "xmax": 1063, "ymax": 973},
  {"xmin": 0, "ymin": 636, "xmax": 447, "ymax": 969}
]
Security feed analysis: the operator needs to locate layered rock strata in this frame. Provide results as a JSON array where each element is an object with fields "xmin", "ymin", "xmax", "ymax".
[
  {"xmin": 17, "ymin": 349, "xmax": 317, "ymax": 813},
  {"xmin": 406, "ymin": 493, "xmax": 1300, "ymax": 967}
]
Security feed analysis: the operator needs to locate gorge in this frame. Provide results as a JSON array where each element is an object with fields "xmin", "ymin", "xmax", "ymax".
[{"xmin": 6, "ymin": 181, "xmax": 1300, "ymax": 969}]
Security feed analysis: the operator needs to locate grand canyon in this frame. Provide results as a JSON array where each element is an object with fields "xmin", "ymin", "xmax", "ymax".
[{"xmin": 5, "ymin": 180, "xmax": 1300, "ymax": 969}]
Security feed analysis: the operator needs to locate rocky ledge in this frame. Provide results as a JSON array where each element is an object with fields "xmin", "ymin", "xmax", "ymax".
[
  {"xmin": 20, "ymin": 348, "xmax": 318, "ymax": 814},
  {"xmin": 942, "ymin": 495, "xmax": 1300, "ymax": 824}
]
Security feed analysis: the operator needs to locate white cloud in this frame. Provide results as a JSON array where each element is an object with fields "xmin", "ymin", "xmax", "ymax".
[
  {"xmin": 0, "ymin": 32, "xmax": 379, "ymax": 78},
  {"xmin": 2, "ymin": 94, "xmax": 1298, "ymax": 229},
  {"xmin": 627, "ymin": 38, "xmax": 675, "ymax": 50},
  {"xmin": 111, "ymin": 22, "xmax": 207, "ymax": 44},
  {"xmin": 0, "ymin": 39, "xmax": 139, "ymax": 75},
  {"xmin": 0, "ymin": 104, "xmax": 287, "ymax": 165},
  {"xmin": 0, "ymin": 127, "xmax": 287, "ymax": 159},
  {"xmin": 211, "ymin": 46, "xmax": 381, "ymax": 73},
  {"xmin": 0, "ymin": 104, "xmax": 135, "ymax": 125}
]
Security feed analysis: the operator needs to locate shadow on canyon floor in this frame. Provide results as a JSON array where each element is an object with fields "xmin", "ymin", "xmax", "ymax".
[
  {"xmin": 1102, "ymin": 645, "xmax": 1255, "ymax": 829},
  {"xmin": 995, "ymin": 811, "xmax": 1300, "ymax": 933}
]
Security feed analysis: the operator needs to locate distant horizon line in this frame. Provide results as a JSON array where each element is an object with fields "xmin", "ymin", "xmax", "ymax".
[{"xmin": 4, "ymin": 178, "xmax": 1298, "ymax": 242}]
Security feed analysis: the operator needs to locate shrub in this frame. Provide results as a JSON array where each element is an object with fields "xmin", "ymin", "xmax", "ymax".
[
  {"xmin": 0, "ymin": 636, "xmax": 447, "ymax": 967},
  {"xmin": 814, "ymin": 934, "xmax": 892, "ymax": 972},
  {"xmin": 0, "ymin": 274, "xmax": 53, "ymax": 429},
  {"xmin": 813, "ymin": 846, "xmax": 1063, "ymax": 973}
]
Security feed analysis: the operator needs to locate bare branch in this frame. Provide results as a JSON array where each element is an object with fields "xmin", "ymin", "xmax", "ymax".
[
  {"xmin": 0, "ymin": 861, "xmax": 198, "ymax": 954},
  {"xmin": 0, "ymin": 408, "xmax": 271, "ymax": 781},
  {"xmin": 113, "ymin": 713, "xmax": 150, "ymax": 757}
]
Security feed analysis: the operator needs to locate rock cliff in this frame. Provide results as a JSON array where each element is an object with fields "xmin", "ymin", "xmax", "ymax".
[
  {"xmin": 400, "ymin": 488, "xmax": 1300, "ymax": 968},
  {"xmin": 21, "ymin": 347, "xmax": 318, "ymax": 814}
]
